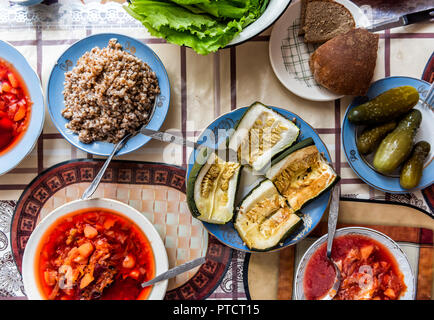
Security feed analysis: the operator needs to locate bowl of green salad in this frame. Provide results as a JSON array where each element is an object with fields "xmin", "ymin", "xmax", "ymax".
[{"xmin": 124, "ymin": 0, "xmax": 292, "ymax": 55}]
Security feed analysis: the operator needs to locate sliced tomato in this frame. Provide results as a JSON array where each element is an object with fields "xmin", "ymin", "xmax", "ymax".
[
  {"xmin": 10, "ymin": 88, "xmax": 19, "ymax": 96},
  {"xmin": 0, "ymin": 63, "xmax": 31, "ymax": 150},
  {"xmin": 15, "ymin": 122, "xmax": 25, "ymax": 134},
  {"xmin": 7, "ymin": 72, "xmax": 18, "ymax": 88},
  {"xmin": 7, "ymin": 102, "xmax": 17, "ymax": 120},
  {"xmin": 14, "ymin": 103, "xmax": 27, "ymax": 122},
  {"xmin": 14, "ymin": 99, "xmax": 27, "ymax": 121},
  {"xmin": 1, "ymin": 82, "xmax": 11, "ymax": 93},
  {"xmin": 3, "ymin": 93, "xmax": 17, "ymax": 104}
]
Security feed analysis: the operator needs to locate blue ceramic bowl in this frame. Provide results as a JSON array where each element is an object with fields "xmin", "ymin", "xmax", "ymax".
[
  {"xmin": 186, "ymin": 106, "xmax": 333, "ymax": 252},
  {"xmin": 46, "ymin": 33, "xmax": 170, "ymax": 156},
  {"xmin": 0, "ymin": 40, "xmax": 45, "ymax": 176},
  {"xmin": 342, "ymin": 76, "xmax": 433, "ymax": 193}
]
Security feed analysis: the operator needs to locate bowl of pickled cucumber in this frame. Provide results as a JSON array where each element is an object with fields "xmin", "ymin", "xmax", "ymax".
[{"xmin": 342, "ymin": 76, "xmax": 433, "ymax": 193}]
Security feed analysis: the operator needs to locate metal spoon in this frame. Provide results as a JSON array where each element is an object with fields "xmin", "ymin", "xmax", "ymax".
[
  {"xmin": 139, "ymin": 127, "xmax": 238, "ymax": 162},
  {"xmin": 80, "ymin": 122, "xmax": 235, "ymax": 201},
  {"xmin": 81, "ymin": 133, "xmax": 132, "ymax": 200},
  {"xmin": 320, "ymin": 184, "xmax": 342, "ymax": 300},
  {"xmin": 141, "ymin": 257, "xmax": 206, "ymax": 288}
]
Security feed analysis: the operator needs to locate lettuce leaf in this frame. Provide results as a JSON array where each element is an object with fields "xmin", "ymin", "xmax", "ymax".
[{"xmin": 124, "ymin": 0, "xmax": 270, "ymax": 55}]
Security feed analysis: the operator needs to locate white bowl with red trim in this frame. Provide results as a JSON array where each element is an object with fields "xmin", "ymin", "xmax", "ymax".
[
  {"xmin": 294, "ymin": 227, "xmax": 415, "ymax": 300},
  {"xmin": 22, "ymin": 198, "xmax": 168, "ymax": 300}
]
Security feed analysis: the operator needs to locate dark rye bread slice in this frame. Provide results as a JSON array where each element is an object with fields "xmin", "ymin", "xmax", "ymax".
[
  {"xmin": 309, "ymin": 28, "xmax": 379, "ymax": 96},
  {"xmin": 303, "ymin": 0, "xmax": 355, "ymax": 43},
  {"xmin": 298, "ymin": 0, "xmax": 332, "ymax": 36}
]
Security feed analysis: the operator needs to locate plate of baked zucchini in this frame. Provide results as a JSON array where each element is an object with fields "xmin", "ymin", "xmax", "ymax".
[
  {"xmin": 186, "ymin": 102, "xmax": 339, "ymax": 252},
  {"xmin": 342, "ymin": 77, "xmax": 433, "ymax": 193}
]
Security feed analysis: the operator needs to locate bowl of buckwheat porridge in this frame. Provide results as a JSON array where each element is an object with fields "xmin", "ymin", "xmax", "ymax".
[{"xmin": 46, "ymin": 33, "xmax": 170, "ymax": 156}]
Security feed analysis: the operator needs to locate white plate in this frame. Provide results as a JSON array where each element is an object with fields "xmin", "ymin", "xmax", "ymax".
[
  {"xmin": 294, "ymin": 227, "xmax": 415, "ymax": 300},
  {"xmin": 228, "ymin": 0, "xmax": 292, "ymax": 46},
  {"xmin": 269, "ymin": 0, "xmax": 370, "ymax": 101}
]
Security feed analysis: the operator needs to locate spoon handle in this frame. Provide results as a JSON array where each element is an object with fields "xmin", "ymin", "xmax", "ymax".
[
  {"xmin": 141, "ymin": 257, "xmax": 206, "ymax": 288},
  {"xmin": 139, "ymin": 127, "xmax": 238, "ymax": 162},
  {"xmin": 81, "ymin": 133, "xmax": 132, "ymax": 200},
  {"xmin": 139, "ymin": 127, "xmax": 200, "ymax": 149},
  {"xmin": 326, "ymin": 184, "xmax": 340, "ymax": 259}
]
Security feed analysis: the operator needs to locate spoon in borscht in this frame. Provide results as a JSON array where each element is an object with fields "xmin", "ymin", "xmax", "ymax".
[{"xmin": 320, "ymin": 185, "xmax": 342, "ymax": 300}]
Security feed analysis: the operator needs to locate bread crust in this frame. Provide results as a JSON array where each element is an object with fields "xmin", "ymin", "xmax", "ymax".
[
  {"xmin": 309, "ymin": 28, "xmax": 379, "ymax": 96},
  {"xmin": 298, "ymin": 0, "xmax": 309, "ymax": 35}
]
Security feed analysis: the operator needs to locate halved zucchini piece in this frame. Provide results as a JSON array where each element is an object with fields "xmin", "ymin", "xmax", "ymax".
[
  {"xmin": 187, "ymin": 147, "xmax": 241, "ymax": 224},
  {"xmin": 265, "ymin": 138, "xmax": 339, "ymax": 211},
  {"xmin": 235, "ymin": 165, "xmax": 267, "ymax": 206},
  {"xmin": 234, "ymin": 180, "xmax": 302, "ymax": 251},
  {"xmin": 228, "ymin": 102, "xmax": 300, "ymax": 172}
]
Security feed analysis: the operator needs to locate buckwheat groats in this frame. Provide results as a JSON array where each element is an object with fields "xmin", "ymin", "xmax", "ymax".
[{"xmin": 62, "ymin": 39, "xmax": 160, "ymax": 144}]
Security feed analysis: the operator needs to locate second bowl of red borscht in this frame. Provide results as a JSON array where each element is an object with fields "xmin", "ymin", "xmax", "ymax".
[
  {"xmin": 294, "ymin": 227, "xmax": 415, "ymax": 300},
  {"xmin": 0, "ymin": 40, "xmax": 44, "ymax": 175},
  {"xmin": 22, "ymin": 198, "xmax": 168, "ymax": 300}
]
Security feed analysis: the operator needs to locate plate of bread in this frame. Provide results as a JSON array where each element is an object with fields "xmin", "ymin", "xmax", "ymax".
[{"xmin": 269, "ymin": 0, "xmax": 374, "ymax": 101}]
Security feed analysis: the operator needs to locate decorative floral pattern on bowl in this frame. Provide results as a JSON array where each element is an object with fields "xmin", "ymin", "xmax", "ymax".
[{"xmin": 11, "ymin": 160, "xmax": 233, "ymax": 299}]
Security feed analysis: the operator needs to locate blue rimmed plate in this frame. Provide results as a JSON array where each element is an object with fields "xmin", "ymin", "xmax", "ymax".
[
  {"xmin": 46, "ymin": 33, "xmax": 170, "ymax": 156},
  {"xmin": 0, "ymin": 40, "xmax": 45, "ymax": 176},
  {"xmin": 186, "ymin": 106, "xmax": 334, "ymax": 252},
  {"xmin": 342, "ymin": 76, "xmax": 434, "ymax": 194}
]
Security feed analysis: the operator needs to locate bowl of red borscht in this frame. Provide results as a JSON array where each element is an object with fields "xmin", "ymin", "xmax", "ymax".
[
  {"xmin": 22, "ymin": 198, "xmax": 168, "ymax": 300},
  {"xmin": 0, "ymin": 40, "xmax": 44, "ymax": 175},
  {"xmin": 294, "ymin": 227, "xmax": 415, "ymax": 300}
]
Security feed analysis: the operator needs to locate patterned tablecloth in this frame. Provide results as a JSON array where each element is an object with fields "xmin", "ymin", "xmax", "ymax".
[{"xmin": 0, "ymin": 0, "xmax": 433, "ymax": 299}]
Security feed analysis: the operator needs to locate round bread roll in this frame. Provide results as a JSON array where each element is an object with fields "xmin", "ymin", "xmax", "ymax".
[{"xmin": 309, "ymin": 28, "xmax": 379, "ymax": 96}]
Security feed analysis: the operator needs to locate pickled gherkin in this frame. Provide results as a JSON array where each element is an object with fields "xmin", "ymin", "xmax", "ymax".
[
  {"xmin": 400, "ymin": 141, "xmax": 431, "ymax": 189},
  {"xmin": 373, "ymin": 109, "xmax": 422, "ymax": 174},
  {"xmin": 356, "ymin": 121, "xmax": 397, "ymax": 155},
  {"xmin": 348, "ymin": 86, "xmax": 419, "ymax": 125}
]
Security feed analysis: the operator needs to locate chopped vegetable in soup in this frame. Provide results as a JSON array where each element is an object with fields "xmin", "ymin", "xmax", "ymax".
[
  {"xmin": 304, "ymin": 234, "xmax": 406, "ymax": 300},
  {"xmin": 0, "ymin": 59, "xmax": 32, "ymax": 153},
  {"xmin": 36, "ymin": 209, "xmax": 155, "ymax": 300}
]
